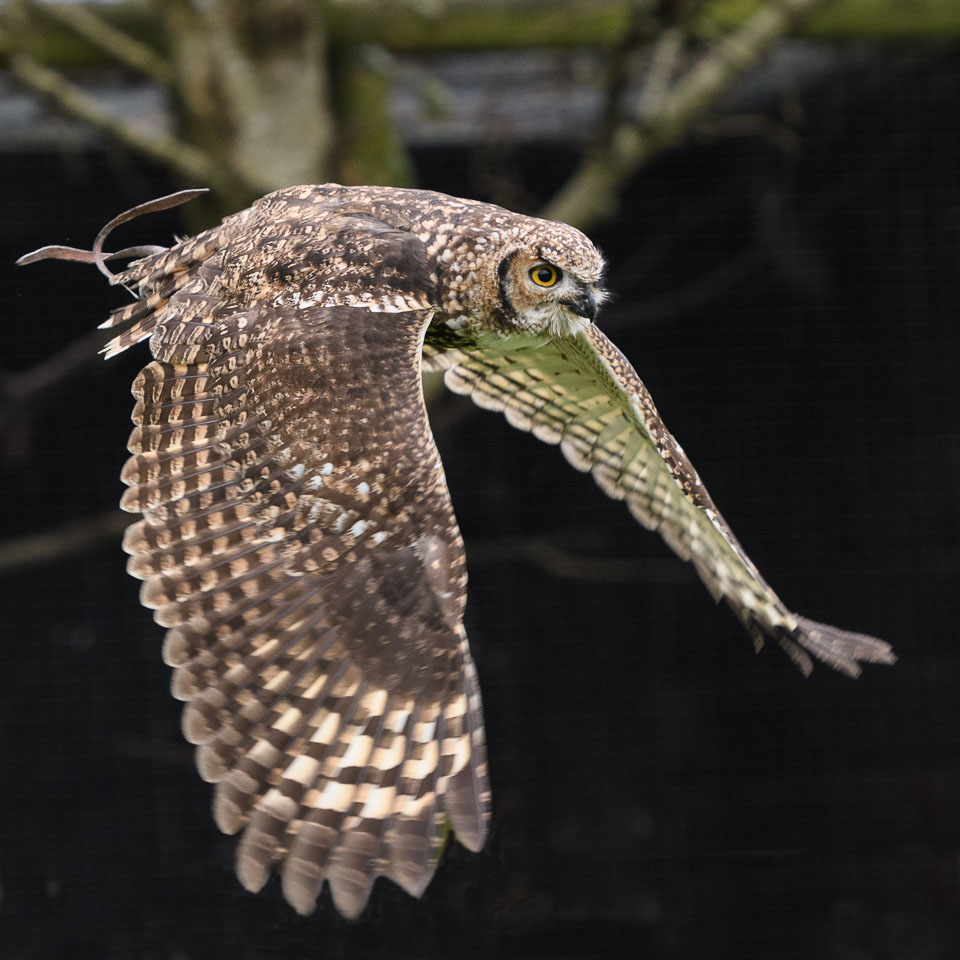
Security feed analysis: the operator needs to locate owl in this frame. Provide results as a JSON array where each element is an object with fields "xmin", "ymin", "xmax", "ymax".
[{"xmin": 19, "ymin": 184, "xmax": 895, "ymax": 919}]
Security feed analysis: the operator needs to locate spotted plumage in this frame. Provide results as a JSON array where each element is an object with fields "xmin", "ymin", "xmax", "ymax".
[{"xmin": 20, "ymin": 183, "xmax": 894, "ymax": 919}]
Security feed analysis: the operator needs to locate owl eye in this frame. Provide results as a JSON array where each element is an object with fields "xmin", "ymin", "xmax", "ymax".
[{"xmin": 529, "ymin": 263, "xmax": 561, "ymax": 287}]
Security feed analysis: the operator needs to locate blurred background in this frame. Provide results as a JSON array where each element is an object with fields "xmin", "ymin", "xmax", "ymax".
[{"xmin": 1, "ymin": 1, "xmax": 958, "ymax": 957}]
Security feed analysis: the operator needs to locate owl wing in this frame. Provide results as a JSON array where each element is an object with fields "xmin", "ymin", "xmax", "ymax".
[
  {"xmin": 96, "ymin": 199, "xmax": 490, "ymax": 918},
  {"xmin": 423, "ymin": 322, "xmax": 895, "ymax": 677}
]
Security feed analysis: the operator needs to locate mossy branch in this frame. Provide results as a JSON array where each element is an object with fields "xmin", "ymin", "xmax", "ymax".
[
  {"xmin": 542, "ymin": 0, "xmax": 831, "ymax": 230},
  {"xmin": 4, "ymin": 49, "xmax": 242, "ymax": 195},
  {"xmin": 19, "ymin": 0, "xmax": 175, "ymax": 85},
  {"xmin": 334, "ymin": 45, "xmax": 415, "ymax": 187},
  {"xmin": 2, "ymin": 0, "xmax": 958, "ymax": 70}
]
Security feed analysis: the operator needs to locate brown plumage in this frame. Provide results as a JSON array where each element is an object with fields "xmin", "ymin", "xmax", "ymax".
[{"xmin": 19, "ymin": 183, "xmax": 895, "ymax": 919}]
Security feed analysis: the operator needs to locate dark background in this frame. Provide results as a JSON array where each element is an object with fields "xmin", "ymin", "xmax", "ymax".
[{"xmin": 2, "ymin": 54, "xmax": 959, "ymax": 960}]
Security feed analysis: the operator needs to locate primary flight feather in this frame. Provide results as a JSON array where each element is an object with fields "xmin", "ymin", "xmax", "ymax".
[{"xmin": 19, "ymin": 184, "xmax": 894, "ymax": 919}]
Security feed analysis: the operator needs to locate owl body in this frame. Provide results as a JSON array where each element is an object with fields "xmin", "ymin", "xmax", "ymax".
[{"xmin": 21, "ymin": 184, "xmax": 894, "ymax": 919}]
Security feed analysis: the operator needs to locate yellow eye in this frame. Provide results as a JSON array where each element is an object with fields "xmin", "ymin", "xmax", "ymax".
[{"xmin": 529, "ymin": 263, "xmax": 561, "ymax": 287}]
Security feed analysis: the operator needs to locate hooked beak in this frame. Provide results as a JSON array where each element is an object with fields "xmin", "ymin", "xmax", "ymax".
[{"xmin": 561, "ymin": 286, "xmax": 597, "ymax": 322}]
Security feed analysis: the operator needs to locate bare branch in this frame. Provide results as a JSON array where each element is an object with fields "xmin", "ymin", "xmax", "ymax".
[
  {"xmin": 21, "ymin": 0, "xmax": 175, "ymax": 85},
  {"xmin": 1, "ymin": 328, "xmax": 107, "ymax": 407},
  {"xmin": 0, "ymin": 328, "xmax": 108, "ymax": 462},
  {"xmin": 542, "ymin": 0, "xmax": 832, "ymax": 230},
  {"xmin": 637, "ymin": 25, "xmax": 684, "ymax": 120},
  {"xmin": 3, "ymin": 50, "xmax": 239, "ymax": 195},
  {"xmin": 0, "ymin": 510, "xmax": 128, "ymax": 575},
  {"xmin": 159, "ymin": 0, "xmax": 335, "ymax": 198},
  {"xmin": 2, "ymin": 0, "xmax": 959, "ymax": 75},
  {"xmin": 597, "ymin": 1, "xmax": 656, "ymax": 141}
]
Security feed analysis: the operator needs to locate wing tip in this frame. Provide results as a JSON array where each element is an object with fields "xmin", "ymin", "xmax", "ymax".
[
  {"xmin": 785, "ymin": 614, "xmax": 896, "ymax": 678},
  {"xmin": 444, "ymin": 758, "xmax": 490, "ymax": 854},
  {"xmin": 327, "ymin": 843, "xmax": 379, "ymax": 921}
]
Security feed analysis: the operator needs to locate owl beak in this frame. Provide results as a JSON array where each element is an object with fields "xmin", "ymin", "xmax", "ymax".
[{"xmin": 562, "ymin": 287, "xmax": 597, "ymax": 322}]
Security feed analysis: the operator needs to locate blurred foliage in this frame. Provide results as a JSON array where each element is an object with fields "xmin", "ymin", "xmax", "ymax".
[{"xmin": 2, "ymin": 0, "xmax": 956, "ymax": 229}]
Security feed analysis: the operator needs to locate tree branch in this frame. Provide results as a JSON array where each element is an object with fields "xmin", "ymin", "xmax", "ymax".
[
  {"xmin": 0, "ymin": 510, "xmax": 128, "ymax": 575},
  {"xmin": 21, "ymin": 0, "xmax": 175, "ymax": 86},
  {"xmin": 597, "ymin": 1, "xmax": 656, "ymax": 141},
  {"xmin": 541, "ymin": 0, "xmax": 832, "ymax": 229},
  {"xmin": 637, "ymin": 24, "xmax": 684, "ymax": 121},
  {"xmin": 2, "ymin": 48, "xmax": 242, "ymax": 195},
  {"xmin": 1, "ymin": 328, "xmax": 107, "ymax": 407},
  {"xmin": 1, "ymin": 0, "xmax": 958, "ymax": 72}
]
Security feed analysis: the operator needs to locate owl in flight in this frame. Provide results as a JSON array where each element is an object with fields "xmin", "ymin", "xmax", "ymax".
[{"xmin": 20, "ymin": 184, "xmax": 894, "ymax": 919}]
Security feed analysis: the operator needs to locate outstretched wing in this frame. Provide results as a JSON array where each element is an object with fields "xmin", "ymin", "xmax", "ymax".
[
  {"xmin": 99, "ymin": 193, "xmax": 490, "ymax": 918},
  {"xmin": 424, "ymin": 322, "xmax": 894, "ymax": 677}
]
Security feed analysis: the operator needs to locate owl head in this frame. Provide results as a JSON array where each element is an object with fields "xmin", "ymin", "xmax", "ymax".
[
  {"xmin": 496, "ymin": 239, "xmax": 605, "ymax": 339},
  {"xmin": 437, "ymin": 211, "xmax": 606, "ymax": 341},
  {"xmin": 490, "ymin": 216, "xmax": 606, "ymax": 339}
]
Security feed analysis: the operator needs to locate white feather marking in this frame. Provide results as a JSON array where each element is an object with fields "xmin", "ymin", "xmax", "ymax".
[
  {"xmin": 359, "ymin": 784, "xmax": 397, "ymax": 820},
  {"xmin": 284, "ymin": 754, "xmax": 321, "ymax": 787},
  {"xmin": 317, "ymin": 780, "xmax": 356, "ymax": 813},
  {"xmin": 470, "ymin": 387, "xmax": 505, "ymax": 412},
  {"xmin": 443, "ymin": 368, "xmax": 474, "ymax": 395},
  {"xmin": 504, "ymin": 405, "xmax": 533, "ymax": 430},
  {"xmin": 414, "ymin": 719, "xmax": 436, "ymax": 742},
  {"xmin": 260, "ymin": 787, "xmax": 298, "ymax": 823},
  {"xmin": 371, "ymin": 734, "xmax": 407, "ymax": 773},
  {"xmin": 397, "ymin": 792, "xmax": 435, "ymax": 818},
  {"xmin": 274, "ymin": 707, "xmax": 304, "ymax": 736},
  {"xmin": 310, "ymin": 710, "xmax": 341, "ymax": 745},
  {"xmin": 339, "ymin": 733, "xmax": 375, "ymax": 771},
  {"xmin": 248, "ymin": 739, "xmax": 281, "ymax": 768},
  {"xmin": 349, "ymin": 520, "xmax": 368, "ymax": 538},
  {"xmin": 532, "ymin": 421, "xmax": 562, "ymax": 443},
  {"xmin": 560, "ymin": 436, "xmax": 592, "ymax": 472},
  {"xmin": 403, "ymin": 739, "xmax": 439, "ymax": 782},
  {"xmin": 438, "ymin": 724, "xmax": 471, "ymax": 776}
]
